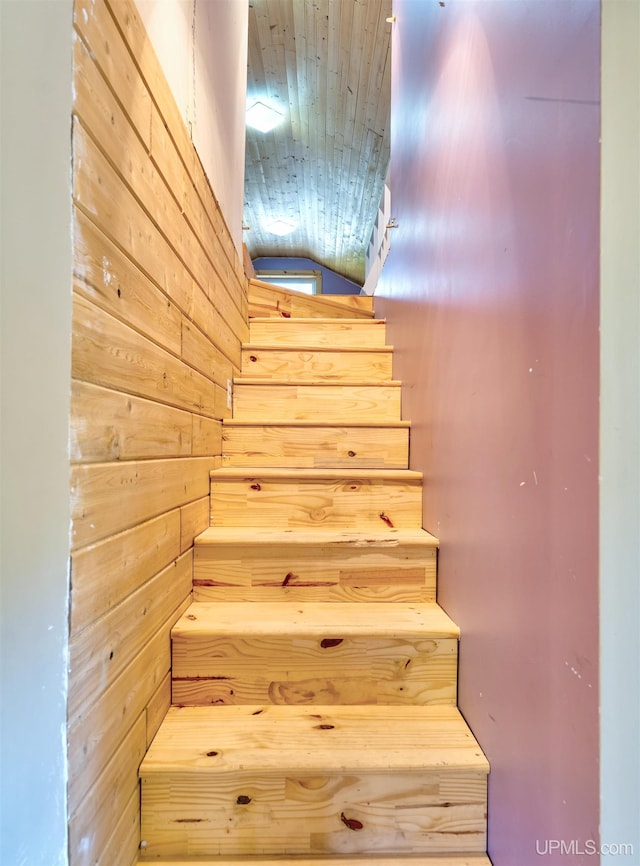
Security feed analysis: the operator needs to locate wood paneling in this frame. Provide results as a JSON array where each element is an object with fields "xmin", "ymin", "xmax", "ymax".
[
  {"xmin": 244, "ymin": 1, "xmax": 392, "ymax": 285},
  {"xmin": 69, "ymin": 1, "xmax": 248, "ymax": 863},
  {"xmin": 71, "ymin": 457, "xmax": 214, "ymax": 549},
  {"xmin": 70, "ymin": 509, "xmax": 181, "ymax": 635}
]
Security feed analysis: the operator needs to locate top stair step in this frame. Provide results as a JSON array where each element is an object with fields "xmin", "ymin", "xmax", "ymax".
[{"xmin": 248, "ymin": 279, "xmax": 374, "ymax": 319}]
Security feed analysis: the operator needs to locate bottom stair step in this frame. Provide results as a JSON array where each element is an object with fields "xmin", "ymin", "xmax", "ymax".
[
  {"xmin": 140, "ymin": 705, "xmax": 488, "ymax": 859},
  {"xmin": 140, "ymin": 856, "xmax": 493, "ymax": 865}
]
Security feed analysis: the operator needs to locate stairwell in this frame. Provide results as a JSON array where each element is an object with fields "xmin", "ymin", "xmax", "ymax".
[{"xmin": 139, "ymin": 282, "xmax": 490, "ymax": 864}]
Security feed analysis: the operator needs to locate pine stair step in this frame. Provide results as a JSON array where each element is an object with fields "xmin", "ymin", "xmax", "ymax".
[
  {"xmin": 249, "ymin": 318, "xmax": 387, "ymax": 348},
  {"xmin": 140, "ymin": 855, "xmax": 493, "ymax": 865},
  {"xmin": 232, "ymin": 382, "xmax": 401, "ymax": 422},
  {"xmin": 140, "ymin": 705, "xmax": 489, "ymax": 858},
  {"xmin": 209, "ymin": 468, "xmax": 423, "ymax": 530},
  {"xmin": 241, "ymin": 345, "xmax": 394, "ymax": 382},
  {"xmin": 222, "ymin": 420, "xmax": 409, "ymax": 469},
  {"xmin": 193, "ymin": 526, "xmax": 438, "ymax": 603},
  {"xmin": 248, "ymin": 280, "xmax": 374, "ymax": 320},
  {"xmin": 172, "ymin": 601, "xmax": 458, "ymax": 707}
]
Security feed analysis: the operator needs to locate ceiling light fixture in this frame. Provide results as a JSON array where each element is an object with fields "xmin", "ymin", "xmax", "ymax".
[
  {"xmin": 246, "ymin": 100, "xmax": 285, "ymax": 133},
  {"xmin": 265, "ymin": 218, "xmax": 297, "ymax": 236}
]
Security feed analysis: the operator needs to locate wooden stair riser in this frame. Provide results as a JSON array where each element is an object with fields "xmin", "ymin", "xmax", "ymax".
[
  {"xmin": 209, "ymin": 475, "xmax": 423, "ymax": 530},
  {"xmin": 222, "ymin": 423, "xmax": 409, "ymax": 469},
  {"xmin": 141, "ymin": 769, "xmax": 487, "ymax": 857},
  {"xmin": 241, "ymin": 347, "xmax": 393, "ymax": 382},
  {"xmin": 233, "ymin": 383, "xmax": 401, "ymax": 423},
  {"xmin": 249, "ymin": 319, "xmax": 387, "ymax": 347},
  {"xmin": 193, "ymin": 533, "xmax": 437, "ymax": 603},
  {"xmin": 172, "ymin": 635, "xmax": 457, "ymax": 707},
  {"xmin": 172, "ymin": 602, "xmax": 458, "ymax": 707},
  {"xmin": 139, "ymin": 706, "xmax": 488, "ymax": 858}
]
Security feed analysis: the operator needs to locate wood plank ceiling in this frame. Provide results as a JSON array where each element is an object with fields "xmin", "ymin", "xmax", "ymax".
[{"xmin": 244, "ymin": 0, "xmax": 392, "ymax": 286}]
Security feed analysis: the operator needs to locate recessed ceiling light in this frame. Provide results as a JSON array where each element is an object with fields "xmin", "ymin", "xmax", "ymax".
[
  {"xmin": 246, "ymin": 100, "xmax": 284, "ymax": 133},
  {"xmin": 265, "ymin": 218, "xmax": 297, "ymax": 236}
]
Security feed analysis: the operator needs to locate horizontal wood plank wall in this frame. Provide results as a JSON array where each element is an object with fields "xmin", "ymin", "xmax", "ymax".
[{"xmin": 69, "ymin": 1, "xmax": 248, "ymax": 864}]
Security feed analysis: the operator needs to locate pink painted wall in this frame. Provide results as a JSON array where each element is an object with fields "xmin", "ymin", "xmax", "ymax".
[{"xmin": 376, "ymin": 2, "xmax": 600, "ymax": 864}]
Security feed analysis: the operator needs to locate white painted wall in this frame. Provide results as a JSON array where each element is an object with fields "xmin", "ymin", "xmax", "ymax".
[
  {"xmin": 600, "ymin": 1, "xmax": 640, "ymax": 861},
  {"xmin": 134, "ymin": 0, "xmax": 248, "ymax": 254},
  {"xmin": 0, "ymin": 1, "xmax": 73, "ymax": 864}
]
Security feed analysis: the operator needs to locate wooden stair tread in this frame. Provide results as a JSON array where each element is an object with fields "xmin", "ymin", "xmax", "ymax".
[
  {"xmin": 242, "ymin": 344, "xmax": 393, "ymax": 353},
  {"xmin": 249, "ymin": 317, "xmax": 384, "ymax": 325},
  {"xmin": 234, "ymin": 378, "xmax": 402, "ymax": 386},
  {"xmin": 223, "ymin": 419, "xmax": 411, "ymax": 428},
  {"xmin": 210, "ymin": 467, "xmax": 422, "ymax": 481},
  {"xmin": 195, "ymin": 526, "xmax": 439, "ymax": 547},
  {"xmin": 140, "ymin": 705, "xmax": 489, "ymax": 774},
  {"xmin": 138, "ymin": 854, "xmax": 491, "ymax": 866},
  {"xmin": 173, "ymin": 602, "xmax": 459, "ymax": 639}
]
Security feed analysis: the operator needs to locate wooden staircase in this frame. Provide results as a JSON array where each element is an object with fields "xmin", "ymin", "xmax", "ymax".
[{"xmin": 139, "ymin": 285, "xmax": 490, "ymax": 864}]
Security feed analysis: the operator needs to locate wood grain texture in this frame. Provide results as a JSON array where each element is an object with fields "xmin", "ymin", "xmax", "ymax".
[
  {"xmin": 69, "ymin": 2, "xmax": 247, "ymax": 861},
  {"xmin": 210, "ymin": 469, "xmax": 423, "ymax": 530},
  {"xmin": 222, "ymin": 421, "xmax": 409, "ymax": 468},
  {"xmin": 71, "ymin": 456, "xmax": 214, "ymax": 549},
  {"xmin": 68, "ymin": 552, "xmax": 193, "ymax": 726},
  {"xmin": 70, "ymin": 509, "xmax": 181, "ymax": 636},
  {"xmin": 140, "ymin": 706, "xmax": 487, "ymax": 857},
  {"xmin": 99, "ymin": 789, "xmax": 140, "ymax": 866},
  {"xmin": 249, "ymin": 317, "xmax": 386, "ymax": 346},
  {"xmin": 69, "ymin": 713, "xmax": 147, "ymax": 866},
  {"xmin": 73, "ymin": 207, "xmax": 182, "ymax": 356},
  {"xmin": 72, "ymin": 291, "xmax": 225, "ymax": 420},
  {"xmin": 70, "ymin": 380, "xmax": 194, "ymax": 463},
  {"xmin": 104, "ymin": 0, "xmax": 247, "ymax": 305},
  {"xmin": 141, "ymin": 705, "xmax": 487, "ymax": 772},
  {"xmin": 193, "ymin": 527, "xmax": 437, "ymax": 603},
  {"xmin": 241, "ymin": 346, "xmax": 393, "ymax": 382},
  {"xmin": 172, "ymin": 601, "xmax": 457, "ymax": 707},
  {"xmin": 147, "ymin": 673, "xmax": 172, "ymax": 748},
  {"xmin": 243, "ymin": 0, "xmax": 391, "ymax": 285},
  {"xmin": 180, "ymin": 497, "xmax": 210, "ymax": 554},
  {"xmin": 232, "ymin": 382, "xmax": 401, "ymax": 422},
  {"xmin": 68, "ymin": 627, "xmax": 170, "ymax": 807}
]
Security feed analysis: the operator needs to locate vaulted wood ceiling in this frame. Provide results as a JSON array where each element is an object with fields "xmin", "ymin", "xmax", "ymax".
[{"xmin": 244, "ymin": 0, "xmax": 392, "ymax": 286}]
